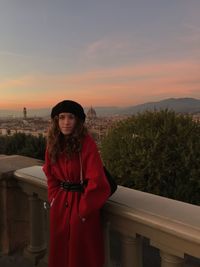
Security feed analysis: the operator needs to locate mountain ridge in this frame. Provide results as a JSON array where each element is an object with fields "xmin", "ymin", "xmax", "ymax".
[{"xmin": 0, "ymin": 97, "xmax": 200, "ymax": 117}]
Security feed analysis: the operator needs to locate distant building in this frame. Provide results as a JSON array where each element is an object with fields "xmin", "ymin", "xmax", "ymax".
[
  {"xmin": 23, "ymin": 107, "xmax": 27, "ymax": 119},
  {"xmin": 87, "ymin": 106, "xmax": 97, "ymax": 120}
]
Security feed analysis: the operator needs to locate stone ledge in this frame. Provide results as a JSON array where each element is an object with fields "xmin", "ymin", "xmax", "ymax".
[{"xmin": 0, "ymin": 155, "xmax": 43, "ymax": 178}]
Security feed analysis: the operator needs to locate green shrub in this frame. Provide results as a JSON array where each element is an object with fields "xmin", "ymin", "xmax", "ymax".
[
  {"xmin": 101, "ymin": 110, "xmax": 200, "ymax": 205},
  {"xmin": 0, "ymin": 133, "xmax": 46, "ymax": 160}
]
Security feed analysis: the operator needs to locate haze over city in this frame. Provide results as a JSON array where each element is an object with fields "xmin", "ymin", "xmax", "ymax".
[{"xmin": 0, "ymin": 0, "xmax": 200, "ymax": 110}]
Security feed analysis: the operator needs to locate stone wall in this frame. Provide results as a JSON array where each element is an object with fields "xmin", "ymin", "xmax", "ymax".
[{"xmin": 0, "ymin": 155, "xmax": 43, "ymax": 255}]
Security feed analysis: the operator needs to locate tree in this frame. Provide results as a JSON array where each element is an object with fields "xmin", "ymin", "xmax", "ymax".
[
  {"xmin": 101, "ymin": 110, "xmax": 200, "ymax": 205},
  {"xmin": 0, "ymin": 133, "xmax": 46, "ymax": 160}
]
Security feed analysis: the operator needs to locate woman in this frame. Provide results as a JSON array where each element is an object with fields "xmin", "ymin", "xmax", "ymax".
[{"xmin": 43, "ymin": 100, "xmax": 110, "ymax": 267}]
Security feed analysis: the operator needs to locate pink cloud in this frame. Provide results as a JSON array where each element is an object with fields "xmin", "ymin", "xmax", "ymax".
[
  {"xmin": 0, "ymin": 59, "xmax": 199, "ymax": 108},
  {"xmin": 85, "ymin": 36, "xmax": 135, "ymax": 59}
]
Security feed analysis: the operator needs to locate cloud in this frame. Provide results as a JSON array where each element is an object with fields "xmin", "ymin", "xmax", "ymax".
[
  {"xmin": 0, "ymin": 59, "xmax": 199, "ymax": 108},
  {"xmin": 0, "ymin": 50, "xmax": 29, "ymax": 58},
  {"xmin": 178, "ymin": 23, "xmax": 200, "ymax": 49},
  {"xmin": 85, "ymin": 36, "xmax": 141, "ymax": 59}
]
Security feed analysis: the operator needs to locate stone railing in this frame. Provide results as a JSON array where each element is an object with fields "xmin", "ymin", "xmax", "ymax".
[
  {"xmin": 0, "ymin": 155, "xmax": 43, "ymax": 257},
  {"xmin": 0, "ymin": 156, "xmax": 199, "ymax": 267},
  {"xmin": 103, "ymin": 187, "xmax": 200, "ymax": 267}
]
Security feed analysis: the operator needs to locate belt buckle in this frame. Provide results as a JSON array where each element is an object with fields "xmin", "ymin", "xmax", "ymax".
[
  {"xmin": 64, "ymin": 182, "xmax": 70, "ymax": 190},
  {"xmin": 60, "ymin": 181, "xmax": 68, "ymax": 190}
]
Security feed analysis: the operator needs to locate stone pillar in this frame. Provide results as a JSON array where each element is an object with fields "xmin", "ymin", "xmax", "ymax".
[
  {"xmin": 38, "ymin": 206, "xmax": 50, "ymax": 267},
  {"xmin": 0, "ymin": 180, "xmax": 9, "ymax": 255},
  {"xmin": 103, "ymin": 220, "xmax": 111, "ymax": 267},
  {"xmin": 160, "ymin": 251, "xmax": 184, "ymax": 267},
  {"xmin": 24, "ymin": 193, "xmax": 46, "ymax": 265},
  {"xmin": 121, "ymin": 234, "xmax": 142, "ymax": 267}
]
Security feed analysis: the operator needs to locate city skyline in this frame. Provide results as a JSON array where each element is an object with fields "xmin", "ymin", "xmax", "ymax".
[{"xmin": 0, "ymin": 1, "xmax": 200, "ymax": 110}]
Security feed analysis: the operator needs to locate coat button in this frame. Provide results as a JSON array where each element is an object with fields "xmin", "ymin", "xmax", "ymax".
[
  {"xmin": 81, "ymin": 217, "xmax": 86, "ymax": 223},
  {"xmin": 65, "ymin": 202, "xmax": 68, "ymax": 207}
]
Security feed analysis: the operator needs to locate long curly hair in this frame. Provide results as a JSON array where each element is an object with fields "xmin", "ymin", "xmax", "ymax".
[{"xmin": 47, "ymin": 116, "xmax": 87, "ymax": 162}]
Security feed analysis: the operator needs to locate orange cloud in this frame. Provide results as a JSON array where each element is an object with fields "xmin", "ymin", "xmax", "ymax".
[{"xmin": 0, "ymin": 59, "xmax": 199, "ymax": 109}]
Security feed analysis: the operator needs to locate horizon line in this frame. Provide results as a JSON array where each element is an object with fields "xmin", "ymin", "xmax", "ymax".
[{"xmin": 0, "ymin": 96, "xmax": 200, "ymax": 111}]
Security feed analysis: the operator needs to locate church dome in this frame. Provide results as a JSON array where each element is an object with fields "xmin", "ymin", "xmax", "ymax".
[{"xmin": 87, "ymin": 106, "xmax": 97, "ymax": 119}]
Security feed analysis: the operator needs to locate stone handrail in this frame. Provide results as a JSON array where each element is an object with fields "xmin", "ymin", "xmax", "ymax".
[
  {"xmin": 1, "ymin": 160, "xmax": 199, "ymax": 267},
  {"xmin": 103, "ymin": 186, "xmax": 200, "ymax": 267}
]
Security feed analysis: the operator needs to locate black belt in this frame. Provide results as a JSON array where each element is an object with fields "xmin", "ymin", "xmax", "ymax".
[{"xmin": 60, "ymin": 181, "xmax": 87, "ymax": 192}]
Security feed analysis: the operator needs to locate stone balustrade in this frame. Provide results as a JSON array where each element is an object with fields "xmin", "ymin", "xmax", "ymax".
[
  {"xmin": 0, "ymin": 155, "xmax": 199, "ymax": 267},
  {"xmin": 103, "ymin": 186, "xmax": 200, "ymax": 267}
]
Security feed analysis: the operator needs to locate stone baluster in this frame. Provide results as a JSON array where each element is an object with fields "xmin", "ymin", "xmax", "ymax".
[
  {"xmin": 103, "ymin": 220, "xmax": 111, "ymax": 267},
  {"xmin": 24, "ymin": 193, "xmax": 46, "ymax": 265},
  {"xmin": 38, "ymin": 206, "xmax": 50, "ymax": 267},
  {"xmin": 160, "ymin": 251, "xmax": 184, "ymax": 267},
  {"xmin": 0, "ymin": 180, "xmax": 9, "ymax": 255},
  {"xmin": 121, "ymin": 234, "xmax": 142, "ymax": 267}
]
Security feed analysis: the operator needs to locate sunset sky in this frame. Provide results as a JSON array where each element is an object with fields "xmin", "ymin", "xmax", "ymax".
[{"xmin": 0, "ymin": 0, "xmax": 200, "ymax": 110}]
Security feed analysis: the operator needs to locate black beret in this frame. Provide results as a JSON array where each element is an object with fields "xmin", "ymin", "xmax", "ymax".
[{"xmin": 51, "ymin": 100, "xmax": 86, "ymax": 121}]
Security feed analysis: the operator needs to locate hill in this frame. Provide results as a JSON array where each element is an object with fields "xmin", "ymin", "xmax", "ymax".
[
  {"xmin": 120, "ymin": 97, "xmax": 200, "ymax": 115},
  {"xmin": 92, "ymin": 97, "xmax": 200, "ymax": 116},
  {"xmin": 0, "ymin": 97, "xmax": 200, "ymax": 117}
]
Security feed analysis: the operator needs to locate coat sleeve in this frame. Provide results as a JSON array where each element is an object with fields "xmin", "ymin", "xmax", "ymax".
[
  {"xmin": 43, "ymin": 148, "xmax": 59, "ymax": 202},
  {"xmin": 78, "ymin": 137, "xmax": 111, "ymax": 218}
]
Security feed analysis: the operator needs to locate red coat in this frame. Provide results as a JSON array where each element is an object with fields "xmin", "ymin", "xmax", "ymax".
[{"xmin": 43, "ymin": 134, "xmax": 110, "ymax": 267}]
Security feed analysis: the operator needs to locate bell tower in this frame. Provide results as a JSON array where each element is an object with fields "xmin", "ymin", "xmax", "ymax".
[{"xmin": 23, "ymin": 107, "xmax": 27, "ymax": 119}]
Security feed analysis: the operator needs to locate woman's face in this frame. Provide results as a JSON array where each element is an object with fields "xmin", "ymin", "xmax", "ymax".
[{"xmin": 58, "ymin": 112, "xmax": 76, "ymax": 135}]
